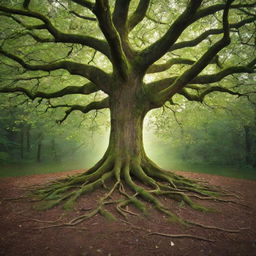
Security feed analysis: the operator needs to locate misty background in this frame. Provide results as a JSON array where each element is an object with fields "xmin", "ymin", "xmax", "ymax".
[{"xmin": 0, "ymin": 93, "xmax": 255, "ymax": 178}]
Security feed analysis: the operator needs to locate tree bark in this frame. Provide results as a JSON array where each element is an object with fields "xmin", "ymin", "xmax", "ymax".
[
  {"xmin": 107, "ymin": 83, "xmax": 149, "ymax": 162},
  {"xmin": 30, "ymin": 80, "xmax": 219, "ymax": 217},
  {"xmin": 37, "ymin": 132, "xmax": 43, "ymax": 163},
  {"xmin": 244, "ymin": 125, "xmax": 255, "ymax": 166},
  {"xmin": 37, "ymin": 142, "xmax": 42, "ymax": 163},
  {"xmin": 51, "ymin": 138, "xmax": 58, "ymax": 161},
  {"xmin": 26, "ymin": 124, "xmax": 31, "ymax": 152},
  {"xmin": 20, "ymin": 125, "xmax": 24, "ymax": 159}
]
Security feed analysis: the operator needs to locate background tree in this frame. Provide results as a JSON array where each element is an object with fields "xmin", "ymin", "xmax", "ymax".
[
  {"xmin": 0, "ymin": 93, "xmax": 107, "ymax": 165},
  {"xmin": 0, "ymin": 0, "xmax": 255, "ymax": 222},
  {"xmin": 146, "ymin": 95, "xmax": 256, "ymax": 168}
]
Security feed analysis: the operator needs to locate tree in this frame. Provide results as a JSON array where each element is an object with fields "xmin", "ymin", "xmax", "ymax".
[
  {"xmin": 147, "ymin": 95, "xmax": 256, "ymax": 166},
  {"xmin": 0, "ymin": 0, "xmax": 255, "ymax": 222}
]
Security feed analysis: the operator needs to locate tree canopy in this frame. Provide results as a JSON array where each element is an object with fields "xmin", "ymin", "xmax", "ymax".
[{"xmin": 0, "ymin": 0, "xmax": 255, "ymax": 118}]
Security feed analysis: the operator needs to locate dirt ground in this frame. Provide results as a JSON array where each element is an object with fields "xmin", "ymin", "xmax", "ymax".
[{"xmin": 0, "ymin": 169, "xmax": 256, "ymax": 256}]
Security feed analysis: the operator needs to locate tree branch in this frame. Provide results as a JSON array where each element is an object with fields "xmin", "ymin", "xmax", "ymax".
[
  {"xmin": 147, "ymin": 60, "xmax": 255, "ymax": 94},
  {"xmin": 135, "ymin": 0, "xmax": 203, "ymax": 72},
  {"xmin": 93, "ymin": 0, "xmax": 129, "ymax": 79},
  {"xmin": 179, "ymin": 86, "xmax": 244, "ymax": 103},
  {"xmin": 70, "ymin": 0, "xmax": 94, "ymax": 11},
  {"xmin": 190, "ymin": 65, "xmax": 255, "ymax": 85},
  {"xmin": 146, "ymin": 56, "xmax": 222, "ymax": 74},
  {"xmin": 155, "ymin": 0, "xmax": 234, "ymax": 105},
  {"xmin": 0, "ymin": 48, "xmax": 112, "ymax": 92},
  {"xmin": 23, "ymin": 0, "xmax": 31, "ymax": 10},
  {"xmin": 170, "ymin": 17, "xmax": 256, "ymax": 51},
  {"xmin": 195, "ymin": 2, "xmax": 256, "ymax": 21},
  {"xmin": 0, "ymin": 5, "xmax": 110, "ymax": 58},
  {"xmin": 112, "ymin": 0, "xmax": 131, "ymax": 37},
  {"xmin": 128, "ymin": 0, "xmax": 150, "ymax": 31},
  {"xmin": 69, "ymin": 10, "xmax": 97, "ymax": 21},
  {"xmin": 147, "ymin": 58, "xmax": 195, "ymax": 74},
  {"xmin": 145, "ymin": 14, "xmax": 168, "ymax": 26},
  {"xmin": 136, "ymin": 1, "xmax": 256, "ymax": 72},
  {"xmin": 0, "ymin": 82, "xmax": 99, "ymax": 100},
  {"xmin": 56, "ymin": 97, "xmax": 109, "ymax": 123}
]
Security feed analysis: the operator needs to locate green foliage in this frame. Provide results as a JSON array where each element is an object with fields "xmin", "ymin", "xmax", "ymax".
[
  {"xmin": 145, "ymin": 94, "xmax": 256, "ymax": 168},
  {"xmin": 0, "ymin": 93, "xmax": 109, "ymax": 165}
]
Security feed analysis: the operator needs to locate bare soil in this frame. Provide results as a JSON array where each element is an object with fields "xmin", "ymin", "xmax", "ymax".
[{"xmin": 0, "ymin": 170, "xmax": 256, "ymax": 256}]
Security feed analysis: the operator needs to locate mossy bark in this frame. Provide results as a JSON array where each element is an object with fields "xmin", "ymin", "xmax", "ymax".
[
  {"xmin": 32, "ymin": 78, "xmax": 221, "ymax": 223},
  {"xmin": 108, "ymin": 84, "xmax": 147, "ymax": 160}
]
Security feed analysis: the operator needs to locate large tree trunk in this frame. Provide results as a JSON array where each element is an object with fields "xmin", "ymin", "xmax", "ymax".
[
  {"xmin": 108, "ymin": 87, "xmax": 147, "ymax": 161},
  {"xmin": 33, "ymin": 81, "xmax": 217, "ymax": 222}
]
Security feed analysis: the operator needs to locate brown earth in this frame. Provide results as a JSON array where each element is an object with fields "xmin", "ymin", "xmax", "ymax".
[{"xmin": 0, "ymin": 170, "xmax": 256, "ymax": 256}]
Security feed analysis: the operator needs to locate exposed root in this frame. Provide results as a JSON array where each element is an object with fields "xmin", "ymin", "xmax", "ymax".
[
  {"xmin": 148, "ymin": 232, "xmax": 215, "ymax": 242},
  {"xmin": 121, "ymin": 219, "xmax": 215, "ymax": 242},
  {"xmin": 186, "ymin": 220, "xmax": 246, "ymax": 233},
  {"xmin": 188, "ymin": 194, "xmax": 248, "ymax": 207},
  {"xmin": 23, "ymin": 216, "xmax": 64, "ymax": 224},
  {"xmin": 29, "ymin": 155, "xmax": 245, "ymax": 235},
  {"xmin": 1, "ymin": 195, "xmax": 28, "ymax": 202}
]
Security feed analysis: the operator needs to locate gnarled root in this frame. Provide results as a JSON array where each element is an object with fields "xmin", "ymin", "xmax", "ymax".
[{"xmin": 30, "ymin": 155, "xmax": 238, "ymax": 228}]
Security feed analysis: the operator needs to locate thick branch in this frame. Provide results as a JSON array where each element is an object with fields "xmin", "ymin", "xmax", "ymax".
[
  {"xmin": 136, "ymin": 1, "xmax": 256, "ymax": 72},
  {"xmin": 93, "ymin": 0, "xmax": 128, "ymax": 79},
  {"xmin": 155, "ymin": 0, "xmax": 234, "ymax": 105},
  {"xmin": 128, "ymin": 0, "xmax": 150, "ymax": 31},
  {"xmin": 112, "ymin": 0, "xmax": 131, "ymax": 37},
  {"xmin": 0, "ymin": 5, "xmax": 110, "ymax": 58},
  {"xmin": 147, "ymin": 61, "xmax": 255, "ymax": 94},
  {"xmin": 57, "ymin": 97, "xmax": 109, "ymax": 123},
  {"xmin": 23, "ymin": 0, "xmax": 31, "ymax": 9},
  {"xmin": 147, "ymin": 58, "xmax": 195, "ymax": 74},
  {"xmin": 179, "ymin": 87, "xmax": 244, "ymax": 102},
  {"xmin": 70, "ymin": 0, "xmax": 94, "ymax": 10},
  {"xmin": 170, "ymin": 17, "xmax": 256, "ymax": 51},
  {"xmin": 0, "ymin": 82, "xmax": 99, "ymax": 100},
  {"xmin": 22, "ymin": 31, "xmax": 55, "ymax": 43},
  {"xmin": 0, "ymin": 48, "xmax": 111, "ymax": 92},
  {"xmin": 136, "ymin": 0, "xmax": 203, "ymax": 72},
  {"xmin": 195, "ymin": 2, "xmax": 256, "ymax": 21},
  {"xmin": 190, "ymin": 65, "xmax": 255, "ymax": 84},
  {"xmin": 147, "ymin": 56, "xmax": 222, "ymax": 74}
]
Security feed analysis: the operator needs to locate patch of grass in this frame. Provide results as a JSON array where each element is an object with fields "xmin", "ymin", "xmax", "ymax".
[
  {"xmin": 147, "ymin": 152, "xmax": 256, "ymax": 180},
  {"xmin": 0, "ymin": 158, "xmax": 255, "ymax": 181},
  {"xmin": 193, "ymin": 164, "xmax": 256, "ymax": 180},
  {"xmin": 166, "ymin": 162, "xmax": 256, "ymax": 180},
  {"xmin": 0, "ymin": 161, "xmax": 88, "ymax": 178}
]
